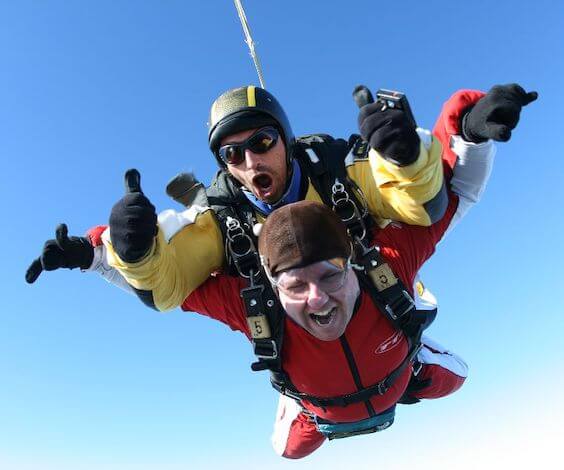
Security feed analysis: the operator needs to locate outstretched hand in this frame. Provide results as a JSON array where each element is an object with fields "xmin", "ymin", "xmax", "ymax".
[
  {"xmin": 354, "ymin": 84, "xmax": 420, "ymax": 166},
  {"xmin": 462, "ymin": 83, "xmax": 538, "ymax": 143},
  {"xmin": 25, "ymin": 223, "xmax": 94, "ymax": 284},
  {"xmin": 109, "ymin": 169, "xmax": 157, "ymax": 263}
]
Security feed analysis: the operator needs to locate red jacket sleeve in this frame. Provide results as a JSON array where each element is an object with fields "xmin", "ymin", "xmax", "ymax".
[
  {"xmin": 86, "ymin": 225, "xmax": 107, "ymax": 247},
  {"xmin": 376, "ymin": 191, "xmax": 459, "ymax": 290},
  {"xmin": 182, "ymin": 275, "xmax": 251, "ymax": 339},
  {"xmin": 432, "ymin": 89, "xmax": 486, "ymax": 179}
]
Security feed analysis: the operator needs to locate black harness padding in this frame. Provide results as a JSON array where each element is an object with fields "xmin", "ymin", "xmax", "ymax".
[{"xmin": 294, "ymin": 134, "xmax": 375, "ymax": 237}]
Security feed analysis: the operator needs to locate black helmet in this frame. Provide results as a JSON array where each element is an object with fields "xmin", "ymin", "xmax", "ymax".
[{"xmin": 208, "ymin": 85, "xmax": 294, "ymax": 167}]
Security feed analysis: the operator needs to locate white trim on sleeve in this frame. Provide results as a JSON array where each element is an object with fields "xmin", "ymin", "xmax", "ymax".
[
  {"xmin": 271, "ymin": 394, "xmax": 304, "ymax": 457},
  {"xmin": 158, "ymin": 205, "xmax": 212, "ymax": 243},
  {"xmin": 418, "ymin": 335, "xmax": 469, "ymax": 378},
  {"xmin": 445, "ymin": 136, "xmax": 496, "ymax": 237}
]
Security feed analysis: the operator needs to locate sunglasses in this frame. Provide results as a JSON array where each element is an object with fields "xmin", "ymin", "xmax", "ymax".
[{"xmin": 218, "ymin": 127, "xmax": 279, "ymax": 166}]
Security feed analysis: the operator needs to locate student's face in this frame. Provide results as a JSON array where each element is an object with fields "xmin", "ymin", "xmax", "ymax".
[{"xmin": 274, "ymin": 259, "xmax": 360, "ymax": 341}]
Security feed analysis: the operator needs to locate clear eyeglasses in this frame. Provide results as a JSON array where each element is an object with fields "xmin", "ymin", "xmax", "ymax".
[{"xmin": 267, "ymin": 258, "xmax": 351, "ymax": 300}]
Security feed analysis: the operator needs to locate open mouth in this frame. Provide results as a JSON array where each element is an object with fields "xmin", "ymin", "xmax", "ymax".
[
  {"xmin": 253, "ymin": 173, "xmax": 273, "ymax": 193},
  {"xmin": 309, "ymin": 307, "xmax": 336, "ymax": 326}
]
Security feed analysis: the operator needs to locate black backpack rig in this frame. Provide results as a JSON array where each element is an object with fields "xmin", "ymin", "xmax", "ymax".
[{"xmin": 166, "ymin": 134, "xmax": 436, "ymax": 413}]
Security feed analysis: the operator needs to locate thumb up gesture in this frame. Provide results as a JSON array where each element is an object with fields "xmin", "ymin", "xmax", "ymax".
[{"xmin": 109, "ymin": 169, "xmax": 157, "ymax": 262}]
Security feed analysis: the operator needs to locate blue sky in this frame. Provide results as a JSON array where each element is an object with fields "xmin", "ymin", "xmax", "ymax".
[{"xmin": 1, "ymin": 1, "xmax": 563, "ymax": 469}]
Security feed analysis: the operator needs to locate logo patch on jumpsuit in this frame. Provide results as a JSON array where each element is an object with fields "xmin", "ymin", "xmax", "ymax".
[{"xmin": 374, "ymin": 331, "xmax": 404, "ymax": 354}]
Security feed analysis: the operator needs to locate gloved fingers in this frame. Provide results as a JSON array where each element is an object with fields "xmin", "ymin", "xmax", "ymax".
[
  {"xmin": 110, "ymin": 172, "xmax": 157, "ymax": 263},
  {"xmin": 55, "ymin": 223, "xmax": 70, "ymax": 250},
  {"xmin": 494, "ymin": 83, "xmax": 538, "ymax": 107},
  {"xmin": 490, "ymin": 103, "xmax": 520, "ymax": 129},
  {"xmin": 352, "ymin": 85, "xmax": 375, "ymax": 108},
  {"xmin": 358, "ymin": 107, "xmax": 396, "ymax": 140},
  {"xmin": 124, "ymin": 168, "xmax": 142, "ymax": 194},
  {"xmin": 506, "ymin": 84, "xmax": 538, "ymax": 106},
  {"xmin": 25, "ymin": 257, "xmax": 43, "ymax": 284},
  {"xmin": 358, "ymin": 101, "xmax": 389, "ymax": 122},
  {"xmin": 523, "ymin": 90, "xmax": 538, "ymax": 106},
  {"xmin": 117, "ymin": 195, "xmax": 157, "ymax": 217},
  {"xmin": 485, "ymin": 123, "xmax": 512, "ymax": 142},
  {"xmin": 41, "ymin": 239, "xmax": 65, "ymax": 270}
]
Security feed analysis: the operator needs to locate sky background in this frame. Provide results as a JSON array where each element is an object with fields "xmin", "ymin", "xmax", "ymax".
[{"xmin": 1, "ymin": 1, "xmax": 563, "ymax": 469}]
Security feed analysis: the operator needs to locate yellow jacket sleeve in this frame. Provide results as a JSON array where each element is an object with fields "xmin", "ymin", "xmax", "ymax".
[
  {"xmin": 103, "ymin": 207, "xmax": 224, "ymax": 311},
  {"xmin": 347, "ymin": 134, "xmax": 445, "ymax": 227}
]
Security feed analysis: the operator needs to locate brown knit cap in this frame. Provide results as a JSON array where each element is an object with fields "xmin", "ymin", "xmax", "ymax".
[{"xmin": 258, "ymin": 200, "xmax": 351, "ymax": 276}]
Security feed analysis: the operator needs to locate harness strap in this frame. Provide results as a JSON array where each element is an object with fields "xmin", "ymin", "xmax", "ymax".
[
  {"xmin": 297, "ymin": 135, "xmax": 372, "ymax": 234},
  {"xmin": 272, "ymin": 342, "xmax": 422, "ymax": 408},
  {"xmin": 315, "ymin": 405, "xmax": 396, "ymax": 439},
  {"xmin": 223, "ymin": 213, "xmax": 285, "ymax": 370}
]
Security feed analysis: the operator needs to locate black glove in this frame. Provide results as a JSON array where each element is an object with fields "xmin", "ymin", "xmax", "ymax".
[
  {"xmin": 25, "ymin": 223, "xmax": 94, "ymax": 284},
  {"xmin": 462, "ymin": 83, "xmax": 538, "ymax": 143},
  {"xmin": 355, "ymin": 85, "xmax": 420, "ymax": 166},
  {"xmin": 109, "ymin": 168, "xmax": 157, "ymax": 263}
]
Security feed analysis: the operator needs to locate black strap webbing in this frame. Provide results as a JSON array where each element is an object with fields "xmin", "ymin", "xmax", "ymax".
[{"xmin": 272, "ymin": 342, "xmax": 422, "ymax": 408}]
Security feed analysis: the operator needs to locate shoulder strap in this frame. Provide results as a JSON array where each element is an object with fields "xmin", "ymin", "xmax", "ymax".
[
  {"xmin": 206, "ymin": 170, "xmax": 258, "ymax": 275},
  {"xmin": 165, "ymin": 169, "xmax": 287, "ymax": 373},
  {"xmin": 294, "ymin": 134, "xmax": 374, "ymax": 236},
  {"xmin": 294, "ymin": 133, "xmax": 349, "ymax": 204},
  {"xmin": 205, "ymin": 170, "xmax": 288, "ymax": 373}
]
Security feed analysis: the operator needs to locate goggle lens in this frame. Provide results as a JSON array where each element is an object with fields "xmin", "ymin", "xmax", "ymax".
[{"xmin": 218, "ymin": 127, "xmax": 279, "ymax": 165}]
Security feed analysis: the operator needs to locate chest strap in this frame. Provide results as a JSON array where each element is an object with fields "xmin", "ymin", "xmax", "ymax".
[{"xmin": 271, "ymin": 342, "xmax": 422, "ymax": 409}]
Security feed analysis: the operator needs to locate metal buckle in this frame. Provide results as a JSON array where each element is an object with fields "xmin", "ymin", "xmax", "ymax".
[
  {"xmin": 225, "ymin": 217, "xmax": 261, "ymax": 279},
  {"xmin": 377, "ymin": 381, "xmax": 388, "ymax": 395},
  {"xmin": 254, "ymin": 339, "xmax": 278, "ymax": 360},
  {"xmin": 385, "ymin": 290, "xmax": 415, "ymax": 320},
  {"xmin": 331, "ymin": 180, "xmax": 347, "ymax": 203},
  {"xmin": 226, "ymin": 218, "xmax": 253, "ymax": 257},
  {"xmin": 331, "ymin": 178, "xmax": 368, "ymax": 241}
]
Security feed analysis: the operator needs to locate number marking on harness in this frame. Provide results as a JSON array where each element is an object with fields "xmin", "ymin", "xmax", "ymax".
[
  {"xmin": 369, "ymin": 264, "xmax": 398, "ymax": 291},
  {"xmin": 247, "ymin": 315, "xmax": 271, "ymax": 339}
]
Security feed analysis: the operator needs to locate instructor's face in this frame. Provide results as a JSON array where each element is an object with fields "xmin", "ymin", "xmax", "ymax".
[
  {"xmin": 220, "ymin": 128, "xmax": 288, "ymax": 204},
  {"xmin": 275, "ymin": 260, "xmax": 360, "ymax": 341}
]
